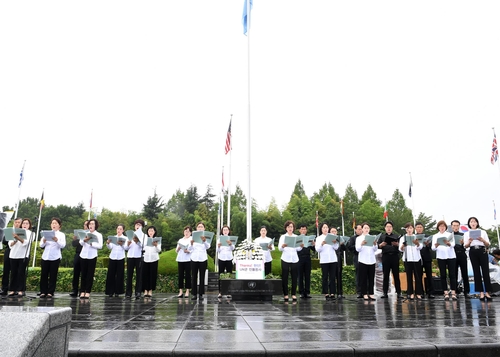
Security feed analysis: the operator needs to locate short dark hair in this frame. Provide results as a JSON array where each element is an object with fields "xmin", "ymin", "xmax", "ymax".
[
  {"xmin": 492, "ymin": 249, "xmax": 500, "ymax": 256},
  {"xmin": 361, "ymin": 222, "xmax": 370, "ymax": 228},
  {"xmin": 284, "ymin": 220, "xmax": 295, "ymax": 231},
  {"xmin": 196, "ymin": 222, "xmax": 206, "ymax": 229},
  {"xmin": 404, "ymin": 222, "xmax": 414, "ymax": 229},
  {"xmin": 467, "ymin": 217, "xmax": 479, "ymax": 229},
  {"xmin": 147, "ymin": 226, "xmax": 157, "ymax": 237},
  {"xmin": 117, "ymin": 224, "xmax": 126, "ymax": 231},
  {"xmin": 415, "ymin": 221, "xmax": 424, "ymax": 228},
  {"xmin": 51, "ymin": 217, "xmax": 62, "ymax": 227},
  {"xmin": 384, "ymin": 221, "xmax": 394, "ymax": 228},
  {"xmin": 134, "ymin": 219, "xmax": 145, "ymax": 227},
  {"xmin": 299, "ymin": 224, "xmax": 307, "ymax": 229},
  {"xmin": 319, "ymin": 223, "xmax": 329, "ymax": 232},
  {"xmin": 184, "ymin": 225, "xmax": 192, "ymax": 233},
  {"xmin": 88, "ymin": 218, "xmax": 98, "ymax": 230},
  {"xmin": 451, "ymin": 220, "xmax": 460, "ymax": 226},
  {"xmin": 221, "ymin": 225, "xmax": 231, "ymax": 234}
]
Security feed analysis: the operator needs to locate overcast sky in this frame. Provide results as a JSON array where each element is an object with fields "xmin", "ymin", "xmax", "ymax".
[{"xmin": 1, "ymin": 1, "xmax": 500, "ymax": 230}]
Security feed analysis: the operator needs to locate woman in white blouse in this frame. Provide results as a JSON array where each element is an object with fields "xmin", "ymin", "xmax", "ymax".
[
  {"xmin": 279, "ymin": 220, "xmax": 302, "ymax": 302},
  {"xmin": 176, "ymin": 226, "xmax": 192, "ymax": 298},
  {"xmin": 142, "ymin": 226, "xmax": 161, "ymax": 298},
  {"xmin": 189, "ymin": 222, "xmax": 210, "ymax": 301},
  {"xmin": 432, "ymin": 220, "xmax": 456, "ymax": 300},
  {"xmin": 8, "ymin": 218, "xmax": 32, "ymax": 297},
  {"xmin": 464, "ymin": 216, "xmax": 492, "ymax": 301},
  {"xmin": 79, "ymin": 218, "xmax": 103, "ymax": 299},
  {"xmin": 254, "ymin": 226, "xmax": 274, "ymax": 276},
  {"xmin": 399, "ymin": 222, "xmax": 423, "ymax": 300},
  {"xmin": 217, "ymin": 225, "xmax": 235, "ymax": 298},
  {"xmin": 315, "ymin": 223, "xmax": 339, "ymax": 300},
  {"xmin": 40, "ymin": 217, "xmax": 66, "ymax": 298},
  {"xmin": 355, "ymin": 222, "xmax": 378, "ymax": 301},
  {"xmin": 105, "ymin": 224, "xmax": 126, "ymax": 297}
]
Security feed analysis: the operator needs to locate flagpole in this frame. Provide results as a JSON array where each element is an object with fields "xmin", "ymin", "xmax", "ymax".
[
  {"xmin": 340, "ymin": 202, "xmax": 346, "ymax": 266},
  {"xmin": 494, "ymin": 200, "xmax": 500, "ymax": 244},
  {"xmin": 221, "ymin": 166, "xmax": 225, "ymax": 227},
  {"xmin": 227, "ymin": 115, "xmax": 233, "ymax": 228},
  {"xmin": 14, "ymin": 160, "xmax": 26, "ymax": 219},
  {"xmin": 409, "ymin": 172, "xmax": 415, "ymax": 225},
  {"xmin": 88, "ymin": 189, "xmax": 93, "ymax": 220},
  {"xmin": 352, "ymin": 212, "xmax": 355, "ymax": 235},
  {"xmin": 493, "ymin": 128, "xmax": 500, "ymax": 180},
  {"xmin": 245, "ymin": 0, "xmax": 252, "ymax": 242},
  {"xmin": 32, "ymin": 189, "xmax": 43, "ymax": 268}
]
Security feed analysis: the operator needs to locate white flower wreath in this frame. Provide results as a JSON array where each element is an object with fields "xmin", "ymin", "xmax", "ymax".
[{"xmin": 233, "ymin": 239, "xmax": 265, "ymax": 261}]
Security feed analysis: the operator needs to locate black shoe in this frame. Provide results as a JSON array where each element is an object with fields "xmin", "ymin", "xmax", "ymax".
[
  {"xmin": 69, "ymin": 292, "xmax": 78, "ymax": 297},
  {"xmin": 36, "ymin": 292, "xmax": 41, "ymax": 296},
  {"xmin": 135, "ymin": 293, "xmax": 141, "ymax": 300},
  {"xmin": 338, "ymin": 295, "xmax": 345, "ymax": 299},
  {"xmin": 465, "ymin": 293, "xmax": 471, "ymax": 299},
  {"xmin": 330, "ymin": 296, "xmax": 336, "ymax": 301},
  {"xmin": 108, "ymin": 294, "xmax": 114, "ymax": 298},
  {"xmin": 124, "ymin": 295, "xmax": 131, "ymax": 299},
  {"xmin": 199, "ymin": 295, "xmax": 204, "ymax": 300},
  {"xmin": 300, "ymin": 294, "xmax": 305, "ymax": 298},
  {"xmin": 0, "ymin": 290, "xmax": 6, "ymax": 296},
  {"xmin": 427, "ymin": 294, "xmax": 435, "ymax": 299},
  {"xmin": 397, "ymin": 294, "xmax": 404, "ymax": 300},
  {"xmin": 305, "ymin": 294, "xmax": 312, "ymax": 299},
  {"xmin": 381, "ymin": 294, "xmax": 388, "ymax": 299},
  {"xmin": 325, "ymin": 295, "xmax": 330, "ymax": 300},
  {"xmin": 191, "ymin": 296, "xmax": 198, "ymax": 300},
  {"xmin": 357, "ymin": 294, "xmax": 363, "ymax": 298}
]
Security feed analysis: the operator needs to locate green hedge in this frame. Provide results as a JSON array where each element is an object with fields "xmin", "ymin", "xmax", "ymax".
[{"xmin": 0, "ymin": 249, "xmax": 357, "ymax": 294}]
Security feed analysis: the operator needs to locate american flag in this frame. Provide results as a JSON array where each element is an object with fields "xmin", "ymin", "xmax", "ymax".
[
  {"xmin": 491, "ymin": 133, "xmax": 498, "ymax": 165},
  {"xmin": 224, "ymin": 119, "xmax": 232, "ymax": 155}
]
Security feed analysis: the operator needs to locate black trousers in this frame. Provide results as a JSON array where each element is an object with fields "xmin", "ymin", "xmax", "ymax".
[
  {"xmin": 2, "ymin": 248, "xmax": 11, "ymax": 291},
  {"xmin": 40, "ymin": 258, "xmax": 61, "ymax": 295},
  {"xmin": 469, "ymin": 247, "xmax": 492, "ymax": 293},
  {"xmin": 297, "ymin": 258, "xmax": 311, "ymax": 295},
  {"xmin": 281, "ymin": 260, "xmax": 298, "ymax": 296},
  {"xmin": 437, "ymin": 258, "xmax": 457, "ymax": 292},
  {"xmin": 455, "ymin": 252, "xmax": 470, "ymax": 294},
  {"xmin": 337, "ymin": 259, "xmax": 343, "ymax": 295},
  {"xmin": 382, "ymin": 254, "xmax": 401, "ymax": 294},
  {"xmin": 142, "ymin": 260, "xmax": 158, "ymax": 291},
  {"xmin": 404, "ymin": 260, "xmax": 423, "ymax": 295},
  {"xmin": 80, "ymin": 257, "xmax": 97, "ymax": 293},
  {"xmin": 422, "ymin": 260, "xmax": 434, "ymax": 295},
  {"xmin": 191, "ymin": 260, "xmax": 207, "ymax": 295},
  {"xmin": 359, "ymin": 262, "xmax": 375, "ymax": 295},
  {"xmin": 9, "ymin": 258, "xmax": 26, "ymax": 292},
  {"xmin": 105, "ymin": 259, "xmax": 125, "ymax": 295},
  {"xmin": 320, "ymin": 262, "xmax": 337, "ymax": 295},
  {"xmin": 177, "ymin": 261, "xmax": 192, "ymax": 289},
  {"xmin": 218, "ymin": 259, "xmax": 233, "ymax": 274},
  {"xmin": 264, "ymin": 261, "xmax": 272, "ymax": 276},
  {"xmin": 353, "ymin": 254, "xmax": 361, "ymax": 294},
  {"xmin": 72, "ymin": 254, "xmax": 82, "ymax": 293},
  {"xmin": 126, "ymin": 257, "xmax": 142, "ymax": 296}
]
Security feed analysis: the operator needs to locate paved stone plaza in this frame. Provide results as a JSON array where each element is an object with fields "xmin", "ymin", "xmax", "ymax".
[{"xmin": 1, "ymin": 293, "xmax": 500, "ymax": 357}]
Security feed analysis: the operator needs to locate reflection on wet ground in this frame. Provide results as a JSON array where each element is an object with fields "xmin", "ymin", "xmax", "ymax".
[{"xmin": 1, "ymin": 293, "xmax": 500, "ymax": 356}]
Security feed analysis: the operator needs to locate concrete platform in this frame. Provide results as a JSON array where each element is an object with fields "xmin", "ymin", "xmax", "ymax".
[{"xmin": 1, "ymin": 293, "xmax": 500, "ymax": 357}]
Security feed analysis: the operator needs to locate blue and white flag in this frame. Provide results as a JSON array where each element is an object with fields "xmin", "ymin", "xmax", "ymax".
[
  {"xmin": 18, "ymin": 161, "xmax": 25, "ymax": 188},
  {"xmin": 242, "ymin": 0, "xmax": 253, "ymax": 35}
]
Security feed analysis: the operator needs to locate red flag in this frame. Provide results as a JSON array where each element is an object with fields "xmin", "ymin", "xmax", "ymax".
[
  {"xmin": 315, "ymin": 211, "xmax": 318, "ymax": 228},
  {"xmin": 491, "ymin": 133, "xmax": 498, "ymax": 165},
  {"xmin": 90, "ymin": 190, "xmax": 93, "ymax": 209},
  {"xmin": 383, "ymin": 204, "xmax": 388, "ymax": 220},
  {"xmin": 224, "ymin": 119, "xmax": 232, "ymax": 154}
]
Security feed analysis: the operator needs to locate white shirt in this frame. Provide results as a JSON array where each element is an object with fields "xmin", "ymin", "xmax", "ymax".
[
  {"xmin": 124, "ymin": 240, "xmax": 143, "ymax": 258},
  {"xmin": 40, "ymin": 231, "xmax": 66, "ymax": 261},
  {"xmin": 189, "ymin": 240, "xmax": 210, "ymax": 262},
  {"xmin": 143, "ymin": 237, "xmax": 161, "ymax": 262},
  {"xmin": 79, "ymin": 230, "xmax": 103, "ymax": 259},
  {"xmin": 399, "ymin": 235, "xmax": 422, "ymax": 262},
  {"xmin": 254, "ymin": 236, "xmax": 274, "ymax": 263},
  {"xmin": 278, "ymin": 234, "xmax": 302, "ymax": 263},
  {"xmin": 176, "ymin": 237, "xmax": 192, "ymax": 262},
  {"xmin": 464, "ymin": 229, "xmax": 489, "ymax": 247},
  {"xmin": 315, "ymin": 234, "xmax": 339, "ymax": 264},
  {"xmin": 106, "ymin": 237, "xmax": 126, "ymax": 260},
  {"xmin": 216, "ymin": 236, "xmax": 235, "ymax": 261},
  {"xmin": 355, "ymin": 234, "xmax": 377, "ymax": 265},
  {"xmin": 9, "ymin": 229, "xmax": 32, "ymax": 259},
  {"xmin": 432, "ymin": 232, "xmax": 456, "ymax": 260}
]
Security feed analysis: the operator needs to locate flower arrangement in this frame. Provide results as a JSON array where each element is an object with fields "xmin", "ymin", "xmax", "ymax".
[{"xmin": 233, "ymin": 239, "xmax": 265, "ymax": 261}]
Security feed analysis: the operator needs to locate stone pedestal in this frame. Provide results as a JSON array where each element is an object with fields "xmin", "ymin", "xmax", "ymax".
[{"xmin": 219, "ymin": 279, "xmax": 282, "ymax": 301}]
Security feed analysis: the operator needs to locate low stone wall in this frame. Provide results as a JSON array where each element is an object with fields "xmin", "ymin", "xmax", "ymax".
[{"xmin": 0, "ymin": 306, "xmax": 71, "ymax": 357}]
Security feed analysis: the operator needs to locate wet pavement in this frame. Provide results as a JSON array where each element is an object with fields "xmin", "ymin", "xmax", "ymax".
[{"xmin": 1, "ymin": 293, "xmax": 500, "ymax": 356}]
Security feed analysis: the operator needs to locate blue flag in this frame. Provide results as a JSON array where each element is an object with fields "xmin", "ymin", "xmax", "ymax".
[
  {"xmin": 18, "ymin": 161, "xmax": 25, "ymax": 188},
  {"xmin": 242, "ymin": 0, "xmax": 253, "ymax": 35}
]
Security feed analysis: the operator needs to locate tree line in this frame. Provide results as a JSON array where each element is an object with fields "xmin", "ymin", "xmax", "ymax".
[{"xmin": 3, "ymin": 180, "xmax": 498, "ymax": 266}]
